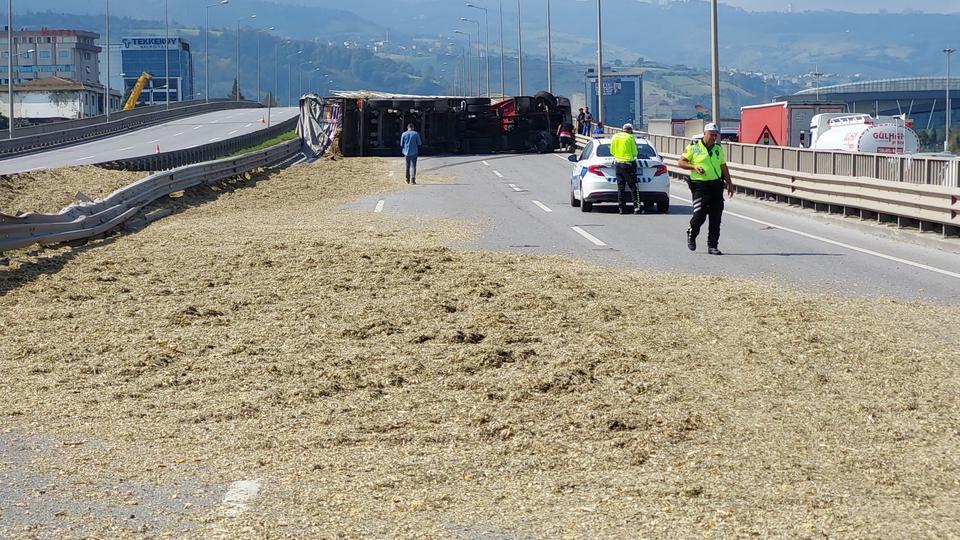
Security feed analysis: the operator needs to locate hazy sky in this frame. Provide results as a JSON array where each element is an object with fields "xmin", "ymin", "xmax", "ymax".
[{"xmin": 719, "ymin": 0, "xmax": 959, "ymax": 12}]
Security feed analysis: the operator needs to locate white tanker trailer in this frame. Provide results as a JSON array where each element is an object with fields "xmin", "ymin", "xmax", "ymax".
[{"xmin": 808, "ymin": 113, "xmax": 919, "ymax": 154}]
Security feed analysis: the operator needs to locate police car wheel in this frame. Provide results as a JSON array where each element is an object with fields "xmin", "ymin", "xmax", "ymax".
[
  {"xmin": 571, "ymin": 190, "xmax": 581, "ymax": 207},
  {"xmin": 657, "ymin": 201, "xmax": 670, "ymax": 213},
  {"xmin": 581, "ymin": 199, "xmax": 593, "ymax": 212}
]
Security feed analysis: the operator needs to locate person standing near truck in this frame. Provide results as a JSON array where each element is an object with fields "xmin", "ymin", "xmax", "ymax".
[
  {"xmin": 677, "ymin": 123, "xmax": 734, "ymax": 255},
  {"xmin": 400, "ymin": 123, "xmax": 422, "ymax": 184},
  {"xmin": 583, "ymin": 107, "xmax": 593, "ymax": 135},
  {"xmin": 610, "ymin": 123, "xmax": 641, "ymax": 215},
  {"xmin": 576, "ymin": 108, "xmax": 586, "ymax": 136}
]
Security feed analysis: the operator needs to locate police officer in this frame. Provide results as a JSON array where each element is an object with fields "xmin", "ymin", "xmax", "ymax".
[
  {"xmin": 678, "ymin": 123, "xmax": 734, "ymax": 255},
  {"xmin": 610, "ymin": 123, "xmax": 641, "ymax": 215}
]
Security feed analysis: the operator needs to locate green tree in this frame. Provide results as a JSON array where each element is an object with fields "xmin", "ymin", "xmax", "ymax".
[{"xmin": 227, "ymin": 78, "xmax": 245, "ymax": 101}]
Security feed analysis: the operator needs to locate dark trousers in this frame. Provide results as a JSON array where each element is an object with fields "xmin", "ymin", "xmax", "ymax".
[
  {"xmin": 615, "ymin": 162, "xmax": 639, "ymax": 210},
  {"xmin": 689, "ymin": 180, "xmax": 725, "ymax": 248},
  {"xmin": 405, "ymin": 155, "xmax": 418, "ymax": 181}
]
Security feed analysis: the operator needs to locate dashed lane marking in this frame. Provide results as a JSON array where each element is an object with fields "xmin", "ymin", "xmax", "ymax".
[
  {"xmin": 245, "ymin": 123, "xmax": 253, "ymax": 128},
  {"xmin": 571, "ymin": 226, "xmax": 607, "ymax": 247},
  {"xmin": 374, "ymin": 200, "xmax": 385, "ymax": 213},
  {"xmin": 193, "ymin": 125, "xmax": 204, "ymax": 130},
  {"xmin": 173, "ymin": 132, "xmax": 185, "ymax": 137},
  {"xmin": 117, "ymin": 146, "xmax": 134, "ymax": 151},
  {"xmin": 508, "ymin": 183, "xmax": 522, "ymax": 192},
  {"xmin": 532, "ymin": 200, "xmax": 553, "ymax": 212},
  {"xmin": 493, "ymin": 170, "xmax": 504, "ymax": 178},
  {"xmin": 670, "ymin": 194, "xmax": 960, "ymax": 280},
  {"xmin": 482, "ymin": 160, "xmax": 490, "ymax": 166},
  {"xmin": 229, "ymin": 130, "xmax": 239, "ymax": 135},
  {"xmin": 73, "ymin": 155, "xmax": 97, "ymax": 162},
  {"xmin": 209, "ymin": 137, "xmax": 221, "ymax": 142}
]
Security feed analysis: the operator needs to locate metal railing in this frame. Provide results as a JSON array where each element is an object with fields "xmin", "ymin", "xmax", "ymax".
[
  {"xmin": 98, "ymin": 116, "xmax": 298, "ymax": 171},
  {"xmin": 575, "ymin": 131, "xmax": 960, "ymax": 235},
  {"xmin": 0, "ymin": 100, "xmax": 264, "ymax": 157},
  {"xmin": 0, "ymin": 138, "xmax": 302, "ymax": 253}
]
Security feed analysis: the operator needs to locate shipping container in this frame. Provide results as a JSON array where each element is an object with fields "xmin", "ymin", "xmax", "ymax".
[{"xmin": 739, "ymin": 101, "xmax": 846, "ymax": 148}]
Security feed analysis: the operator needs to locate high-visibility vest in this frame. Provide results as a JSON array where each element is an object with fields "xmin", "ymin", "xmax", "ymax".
[
  {"xmin": 610, "ymin": 132, "xmax": 639, "ymax": 163},
  {"xmin": 682, "ymin": 139, "xmax": 725, "ymax": 181}
]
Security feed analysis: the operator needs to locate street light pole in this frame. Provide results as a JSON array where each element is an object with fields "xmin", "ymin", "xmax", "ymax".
[
  {"xmin": 7, "ymin": 0, "xmax": 13, "ymax": 138},
  {"xmin": 546, "ymin": 0, "xmax": 553, "ymax": 94},
  {"xmin": 256, "ymin": 26, "xmax": 274, "ymax": 104},
  {"xmin": 516, "ymin": 0, "xmax": 523, "ymax": 95},
  {"xmin": 595, "ymin": 0, "xmax": 603, "ymax": 126},
  {"xmin": 709, "ymin": 0, "xmax": 720, "ymax": 126},
  {"xmin": 164, "ymin": 0, "xmax": 170, "ymax": 108},
  {"xmin": 812, "ymin": 63, "xmax": 824, "ymax": 102},
  {"xmin": 461, "ymin": 18, "xmax": 481, "ymax": 96},
  {"xmin": 454, "ymin": 30, "xmax": 473, "ymax": 95},
  {"xmin": 466, "ymin": 4, "xmax": 490, "ymax": 97},
  {"xmin": 236, "ymin": 14, "xmax": 256, "ymax": 101},
  {"xmin": 946, "ymin": 48, "xmax": 955, "ymax": 152},
  {"xmin": 105, "ymin": 0, "xmax": 110, "ymax": 120},
  {"xmin": 204, "ymin": 0, "xmax": 229, "ymax": 103},
  {"xmin": 498, "ymin": 0, "xmax": 504, "ymax": 96}
]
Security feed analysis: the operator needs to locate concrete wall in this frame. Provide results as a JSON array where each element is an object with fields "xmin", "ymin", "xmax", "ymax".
[{"xmin": 0, "ymin": 89, "xmax": 105, "ymax": 121}]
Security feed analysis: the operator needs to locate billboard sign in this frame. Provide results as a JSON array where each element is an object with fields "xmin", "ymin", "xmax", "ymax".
[{"xmin": 121, "ymin": 37, "xmax": 182, "ymax": 51}]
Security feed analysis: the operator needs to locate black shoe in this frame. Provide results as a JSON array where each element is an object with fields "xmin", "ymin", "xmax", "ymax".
[
  {"xmin": 405, "ymin": 178, "xmax": 411, "ymax": 184},
  {"xmin": 411, "ymin": 178, "xmax": 417, "ymax": 184},
  {"xmin": 686, "ymin": 229, "xmax": 696, "ymax": 251},
  {"xmin": 708, "ymin": 247, "xmax": 723, "ymax": 255},
  {"xmin": 619, "ymin": 207, "xmax": 628, "ymax": 215},
  {"xmin": 633, "ymin": 207, "xmax": 642, "ymax": 214}
]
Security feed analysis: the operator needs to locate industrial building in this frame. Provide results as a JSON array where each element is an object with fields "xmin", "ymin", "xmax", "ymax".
[
  {"xmin": 120, "ymin": 36, "xmax": 195, "ymax": 105},
  {"xmin": 584, "ymin": 68, "xmax": 644, "ymax": 130},
  {"xmin": 0, "ymin": 27, "xmax": 102, "ymax": 86},
  {"xmin": 779, "ymin": 78, "xmax": 959, "ymax": 136}
]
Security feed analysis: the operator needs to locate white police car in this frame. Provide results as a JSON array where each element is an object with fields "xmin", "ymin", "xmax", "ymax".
[{"xmin": 568, "ymin": 137, "xmax": 670, "ymax": 213}]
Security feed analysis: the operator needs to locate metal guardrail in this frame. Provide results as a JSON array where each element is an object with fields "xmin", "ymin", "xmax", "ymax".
[
  {"xmin": 98, "ymin": 116, "xmax": 299, "ymax": 171},
  {"xmin": 0, "ymin": 138, "xmax": 302, "ymax": 253},
  {"xmin": 574, "ymin": 132, "xmax": 960, "ymax": 236},
  {"xmin": 0, "ymin": 100, "xmax": 264, "ymax": 157}
]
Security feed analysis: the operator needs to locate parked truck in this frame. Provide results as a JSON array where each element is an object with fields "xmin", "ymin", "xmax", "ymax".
[
  {"xmin": 739, "ymin": 101, "xmax": 846, "ymax": 148},
  {"xmin": 808, "ymin": 113, "xmax": 919, "ymax": 154}
]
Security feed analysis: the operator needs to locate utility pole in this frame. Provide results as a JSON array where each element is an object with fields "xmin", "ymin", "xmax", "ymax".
[
  {"xmin": 516, "ymin": 0, "xmax": 523, "ymax": 95},
  {"xmin": 546, "ymin": 0, "xmax": 553, "ymax": 94},
  {"xmin": 595, "ymin": 0, "xmax": 603, "ymax": 125},
  {"xmin": 105, "ymin": 0, "xmax": 110, "ymax": 120},
  {"xmin": 236, "ymin": 14, "xmax": 256, "ymax": 102},
  {"xmin": 498, "ymin": 0, "xmax": 504, "ymax": 96},
  {"xmin": 946, "ymin": 48, "xmax": 955, "ymax": 152},
  {"xmin": 164, "ymin": 0, "xmax": 170, "ymax": 108},
  {"xmin": 466, "ymin": 4, "xmax": 490, "ymax": 97},
  {"xmin": 709, "ymin": 0, "xmax": 720, "ymax": 126},
  {"xmin": 7, "ymin": 0, "xmax": 13, "ymax": 138},
  {"xmin": 205, "ymin": 1, "xmax": 229, "ymax": 103}
]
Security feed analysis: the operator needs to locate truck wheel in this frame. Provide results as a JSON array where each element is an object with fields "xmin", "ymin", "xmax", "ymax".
[{"xmin": 534, "ymin": 91, "xmax": 558, "ymax": 110}]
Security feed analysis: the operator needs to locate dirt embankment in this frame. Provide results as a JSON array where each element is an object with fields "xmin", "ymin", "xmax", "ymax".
[
  {"xmin": 0, "ymin": 166, "xmax": 145, "ymax": 215},
  {"xmin": 1, "ymin": 157, "xmax": 959, "ymax": 538}
]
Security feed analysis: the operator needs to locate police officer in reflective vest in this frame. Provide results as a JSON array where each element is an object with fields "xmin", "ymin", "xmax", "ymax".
[
  {"xmin": 678, "ymin": 123, "xmax": 734, "ymax": 255},
  {"xmin": 610, "ymin": 124, "xmax": 640, "ymax": 214}
]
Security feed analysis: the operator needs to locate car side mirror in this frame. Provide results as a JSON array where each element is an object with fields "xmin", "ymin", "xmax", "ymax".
[{"xmin": 567, "ymin": 154, "xmax": 578, "ymax": 163}]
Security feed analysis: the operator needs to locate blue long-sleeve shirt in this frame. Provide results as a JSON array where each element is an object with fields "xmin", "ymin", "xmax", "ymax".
[{"xmin": 400, "ymin": 130, "xmax": 422, "ymax": 157}]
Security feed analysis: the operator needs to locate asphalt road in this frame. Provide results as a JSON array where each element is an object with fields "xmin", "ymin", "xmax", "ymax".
[
  {"xmin": 0, "ymin": 107, "xmax": 300, "ymax": 175},
  {"xmin": 353, "ymin": 152, "xmax": 960, "ymax": 304}
]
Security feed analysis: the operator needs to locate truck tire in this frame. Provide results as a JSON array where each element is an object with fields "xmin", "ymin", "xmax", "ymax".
[{"xmin": 534, "ymin": 91, "xmax": 558, "ymax": 110}]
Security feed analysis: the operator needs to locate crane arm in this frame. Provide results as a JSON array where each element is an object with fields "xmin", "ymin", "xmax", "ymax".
[{"xmin": 122, "ymin": 72, "xmax": 153, "ymax": 111}]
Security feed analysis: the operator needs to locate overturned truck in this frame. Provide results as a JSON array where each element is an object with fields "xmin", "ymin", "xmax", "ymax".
[{"xmin": 331, "ymin": 91, "xmax": 572, "ymax": 156}]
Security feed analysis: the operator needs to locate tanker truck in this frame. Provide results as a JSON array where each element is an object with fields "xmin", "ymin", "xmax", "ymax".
[{"xmin": 808, "ymin": 113, "xmax": 919, "ymax": 154}]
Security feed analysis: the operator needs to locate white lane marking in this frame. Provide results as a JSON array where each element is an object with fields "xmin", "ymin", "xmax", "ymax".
[
  {"xmin": 193, "ymin": 125, "xmax": 203, "ymax": 130},
  {"xmin": 73, "ymin": 155, "xmax": 97, "ymax": 161},
  {"xmin": 222, "ymin": 479, "xmax": 261, "ymax": 517},
  {"xmin": 173, "ymin": 132, "xmax": 185, "ymax": 137},
  {"xmin": 571, "ymin": 226, "xmax": 608, "ymax": 247},
  {"xmin": 229, "ymin": 130, "xmax": 239, "ymax": 135},
  {"xmin": 117, "ymin": 146, "xmax": 134, "ymax": 151},
  {"xmin": 493, "ymin": 170, "xmax": 504, "ymax": 178},
  {"xmin": 245, "ymin": 123, "xmax": 253, "ymax": 128},
  {"xmin": 670, "ymin": 194, "xmax": 960, "ymax": 280},
  {"xmin": 508, "ymin": 183, "xmax": 522, "ymax": 192},
  {"xmin": 482, "ymin": 160, "xmax": 490, "ymax": 166},
  {"xmin": 209, "ymin": 137, "xmax": 221, "ymax": 142},
  {"xmin": 532, "ymin": 200, "xmax": 553, "ymax": 213},
  {"xmin": 374, "ymin": 200, "xmax": 385, "ymax": 213},
  {"xmin": 148, "ymin": 139, "xmax": 161, "ymax": 143}
]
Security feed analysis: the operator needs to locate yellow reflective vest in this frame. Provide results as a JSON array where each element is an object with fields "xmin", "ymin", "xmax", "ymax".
[
  {"xmin": 682, "ymin": 139, "xmax": 725, "ymax": 181},
  {"xmin": 609, "ymin": 132, "xmax": 639, "ymax": 163}
]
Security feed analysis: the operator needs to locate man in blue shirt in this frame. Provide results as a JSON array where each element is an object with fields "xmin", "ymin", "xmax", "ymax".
[{"xmin": 400, "ymin": 124, "xmax": 422, "ymax": 184}]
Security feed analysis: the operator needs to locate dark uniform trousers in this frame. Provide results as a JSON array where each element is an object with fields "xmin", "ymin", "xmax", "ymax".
[
  {"xmin": 615, "ymin": 161, "xmax": 639, "ymax": 210},
  {"xmin": 689, "ymin": 179, "xmax": 725, "ymax": 248}
]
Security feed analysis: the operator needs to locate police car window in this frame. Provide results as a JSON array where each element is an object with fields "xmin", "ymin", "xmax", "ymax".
[
  {"xmin": 596, "ymin": 143, "xmax": 658, "ymax": 159},
  {"xmin": 579, "ymin": 141, "xmax": 593, "ymax": 161}
]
